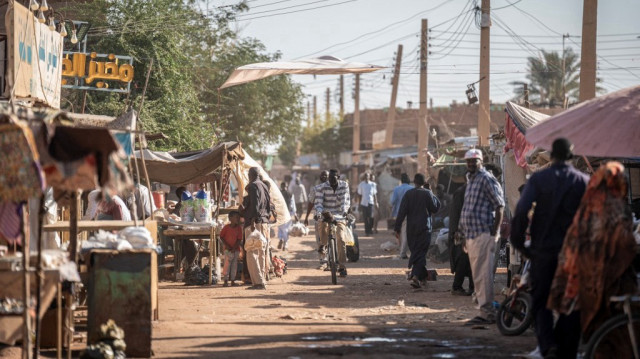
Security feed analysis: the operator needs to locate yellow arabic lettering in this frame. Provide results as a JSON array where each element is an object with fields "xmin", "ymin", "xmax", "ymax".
[{"xmin": 118, "ymin": 64, "xmax": 134, "ymax": 82}]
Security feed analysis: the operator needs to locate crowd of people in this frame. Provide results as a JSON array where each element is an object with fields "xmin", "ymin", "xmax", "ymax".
[{"xmin": 84, "ymin": 141, "xmax": 637, "ymax": 358}]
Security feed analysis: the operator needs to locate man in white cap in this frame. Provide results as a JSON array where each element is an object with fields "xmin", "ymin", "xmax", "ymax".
[{"xmin": 459, "ymin": 148, "xmax": 505, "ymax": 325}]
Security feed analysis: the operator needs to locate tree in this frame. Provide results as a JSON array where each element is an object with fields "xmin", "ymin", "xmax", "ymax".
[
  {"xmin": 297, "ymin": 115, "xmax": 351, "ymax": 167},
  {"xmin": 513, "ymin": 48, "xmax": 580, "ymax": 107},
  {"xmin": 60, "ymin": 0, "xmax": 304, "ymax": 156},
  {"xmin": 198, "ymin": 38, "xmax": 305, "ymax": 155}
]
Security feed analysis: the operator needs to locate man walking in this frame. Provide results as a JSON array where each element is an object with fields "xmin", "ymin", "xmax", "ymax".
[
  {"xmin": 314, "ymin": 169, "xmax": 351, "ymax": 277},
  {"xmin": 449, "ymin": 182, "xmax": 474, "ymax": 296},
  {"xmin": 357, "ymin": 172, "xmax": 378, "ymax": 235},
  {"xmin": 510, "ymin": 138, "xmax": 588, "ymax": 359},
  {"xmin": 460, "ymin": 149, "xmax": 505, "ymax": 325},
  {"xmin": 241, "ymin": 167, "xmax": 271, "ymax": 290},
  {"xmin": 394, "ymin": 174, "xmax": 441, "ymax": 289},
  {"xmin": 290, "ymin": 178, "xmax": 307, "ymax": 218},
  {"xmin": 390, "ymin": 173, "xmax": 413, "ymax": 259}
]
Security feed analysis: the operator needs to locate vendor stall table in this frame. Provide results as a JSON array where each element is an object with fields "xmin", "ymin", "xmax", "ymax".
[{"xmin": 161, "ymin": 226, "xmax": 219, "ymax": 284}]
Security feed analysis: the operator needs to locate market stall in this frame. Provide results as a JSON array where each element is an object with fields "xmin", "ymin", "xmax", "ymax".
[{"xmin": 133, "ymin": 141, "xmax": 290, "ymax": 284}]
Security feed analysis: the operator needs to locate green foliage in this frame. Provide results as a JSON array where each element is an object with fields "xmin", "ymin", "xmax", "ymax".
[
  {"xmin": 512, "ymin": 48, "xmax": 580, "ymax": 107},
  {"xmin": 299, "ymin": 115, "xmax": 350, "ymax": 165},
  {"xmin": 60, "ymin": 0, "xmax": 304, "ymax": 155}
]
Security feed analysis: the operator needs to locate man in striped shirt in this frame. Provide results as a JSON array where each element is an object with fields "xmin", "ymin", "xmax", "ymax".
[
  {"xmin": 304, "ymin": 170, "xmax": 329, "ymax": 267},
  {"xmin": 314, "ymin": 169, "xmax": 351, "ymax": 277}
]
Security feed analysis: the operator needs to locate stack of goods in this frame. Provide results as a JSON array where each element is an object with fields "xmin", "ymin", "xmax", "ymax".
[
  {"xmin": 179, "ymin": 191, "xmax": 195, "ymax": 222},
  {"xmin": 193, "ymin": 189, "xmax": 211, "ymax": 223},
  {"xmin": 184, "ymin": 264, "xmax": 216, "ymax": 286},
  {"xmin": 81, "ymin": 319, "xmax": 126, "ymax": 359}
]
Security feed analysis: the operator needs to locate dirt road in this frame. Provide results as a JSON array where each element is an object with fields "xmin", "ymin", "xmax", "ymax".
[{"xmin": 153, "ymin": 225, "xmax": 536, "ymax": 358}]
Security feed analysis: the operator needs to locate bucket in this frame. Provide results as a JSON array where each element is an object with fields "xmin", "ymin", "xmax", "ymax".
[{"xmin": 152, "ymin": 191, "xmax": 165, "ymax": 209}]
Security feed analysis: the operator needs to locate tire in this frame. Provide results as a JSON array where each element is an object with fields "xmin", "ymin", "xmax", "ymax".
[
  {"xmin": 584, "ymin": 314, "xmax": 640, "ymax": 359},
  {"xmin": 497, "ymin": 292, "xmax": 534, "ymax": 336},
  {"xmin": 347, "ymin": 231, "xmax": 360, "ymax": 262},
  {"xmin": 329, "ymin": 237, "xmax": 338, "ymax": 285}
]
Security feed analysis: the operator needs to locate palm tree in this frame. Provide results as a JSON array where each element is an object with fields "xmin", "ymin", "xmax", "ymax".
[{"xmin": 512, "ymin": 48, "xmax": 580, "ymax": 107}]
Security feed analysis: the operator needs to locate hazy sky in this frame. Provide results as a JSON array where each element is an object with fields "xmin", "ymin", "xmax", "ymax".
[{"xmin": 215, "ymin": 0, "xmax": 640, "ymax": 114}]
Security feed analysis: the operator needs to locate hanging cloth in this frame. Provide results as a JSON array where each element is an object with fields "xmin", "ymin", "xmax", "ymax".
[{"xmin": 0, "ymin": 117, "xmax": 45, "ymax": 202}]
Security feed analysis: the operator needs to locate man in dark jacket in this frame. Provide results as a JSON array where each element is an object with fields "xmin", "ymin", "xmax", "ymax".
[
  {"xmin": 240, "ymin": 167, "xmax": 271, "ymax": 290},
  {"xmin": 510, "ymin": 138, "xmax": 589, "ymax": 359},
  {"xmin": 449, "ymin": 183, "xmax": 473, "ymax": 296},
  {"xmin": 394, "ymin": 173, "xmax": 441, "ymax": 289}
]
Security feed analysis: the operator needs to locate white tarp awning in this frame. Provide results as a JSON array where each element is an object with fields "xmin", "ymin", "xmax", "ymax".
[{"xmin": 220, "ymin": 55, "xmax": 385, "ymax": 89}]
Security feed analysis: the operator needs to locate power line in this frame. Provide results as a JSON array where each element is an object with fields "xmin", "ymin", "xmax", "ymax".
[{"xmin": 296, "ymin": 0, "xmax": 454, "ymax": 58}]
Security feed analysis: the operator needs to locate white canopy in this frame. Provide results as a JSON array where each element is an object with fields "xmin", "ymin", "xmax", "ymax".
[{"xmin": 220, "ymin": 56, "xmax": 385, "ymax": 89}]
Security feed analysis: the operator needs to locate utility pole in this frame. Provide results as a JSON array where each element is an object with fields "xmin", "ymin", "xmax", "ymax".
[
  {"xmin": 325, "ymin": 87, "xmax": 330, "ymax": 124},
  {"xmin": 384, "ymin": 44, "xmax": 403, "ymax": 148},
  {"xmin": 313, "ymin": 95, "xmax": 317, "ymax": 127},
  {"xmin": 418, "ymin": 19, "xmax": 429, "ymax": 176},
  {"xmin": 478, "ymin": 0, "xmax": 491, "ymax": 146},
  {"xmin": 562, "ymin": 33, "xmax": 570, "ymax": 104},
  {"xmin": 579, "ymin": 0, "xmax": 597, "ymax": 102},
  {"xmin": 306, "ymin": 100, "xmax": 311, "ymax": 126},
  {"xmin": 351, "ymin": 74, "xmax": 360, "ymax": 185},
  {"xmin": 339, "ymin": 75, "xmax": 344, "ymax": 121},
  {"xmin": 524, "ymin": 84, "xmax": 530, "ymax": 108}
]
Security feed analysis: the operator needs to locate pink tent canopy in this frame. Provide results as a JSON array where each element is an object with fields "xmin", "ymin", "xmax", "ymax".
[
  {"xmin": 526, "ymin": 85, "xmax": 640, "ymax": 158},
  {"xmin": 527, "ymin": 85, "xmax": 640, "ymax": 157}
]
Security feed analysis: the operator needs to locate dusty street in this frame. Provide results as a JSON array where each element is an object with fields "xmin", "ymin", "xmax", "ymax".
[{"xmin": 153, "ymin": 225, "xmax": 536, "ymax": 358}]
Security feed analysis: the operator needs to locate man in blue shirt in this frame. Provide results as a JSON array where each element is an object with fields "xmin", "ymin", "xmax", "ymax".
[
  {"xmin": 510, "ymin": 138, "xmax": 588, "ymax": 359},
  {"xmin": 390, "ymin": 173, "xmax": 413, "ymax": 259},
  {"xmin": 394, "ymin": 174, "xmax": 441, "ymax": 289},
  {"xmin": 357, "ymin": 172, "xmax": 378, "ymax": 235},
  {"xmin": 460, "ymin": 149, "xmax": 505, "ymax": 325}
]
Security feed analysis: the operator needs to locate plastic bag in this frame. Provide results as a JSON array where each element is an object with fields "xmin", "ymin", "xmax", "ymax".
[
  {"xmin": 380, "ymin": 241, "xmax": 399, "ymax": 251},
  {"xmin": 180, "ymin": 197, "xmax": 195, "ymax": 222},
  {"xmin": 119, "ymin": 227, "xmax": 154, "ymax": 249},
  {"xmin": 342, "ymin": 226, "xmax": 355, "ymax": 246},
  {"xmin": 288, "ymin": 222, "xmax": 309, "ymax": 237},
  {"xmin": 244, "ymin": 229, "xmax": 266, "ymax": 251}
]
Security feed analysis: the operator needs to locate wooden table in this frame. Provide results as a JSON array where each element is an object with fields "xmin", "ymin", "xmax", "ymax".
[
  {"xmin": 161, "ymin": 227, "xmax": 218, "ymax": 284},
  {"xmin": 43, "ymin": 220, "xmax": 139, "ymax": 232}
]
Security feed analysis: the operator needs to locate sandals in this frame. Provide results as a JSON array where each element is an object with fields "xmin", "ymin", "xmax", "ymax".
[{"xmin": 463, "ymin": 316, "xmax": 496, "ymax": 326}]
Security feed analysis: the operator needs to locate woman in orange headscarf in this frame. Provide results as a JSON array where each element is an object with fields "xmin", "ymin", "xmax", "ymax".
[{"xmin": 548, "ymin": 161, "xmax": 637, "ymax": 357}]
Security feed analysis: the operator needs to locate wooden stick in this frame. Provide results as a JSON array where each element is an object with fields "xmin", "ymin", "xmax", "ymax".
[
  {"xmin": 34, "ymin": 195, "xmax": 46, "ymax": 359},
  {"xmin": 21, "ymin": 203, "xmax": 32, "ymax": 359}
]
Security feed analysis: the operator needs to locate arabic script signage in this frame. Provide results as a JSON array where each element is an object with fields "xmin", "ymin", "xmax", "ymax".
[
  {"xmin": 4, "ymin": 1, "xmax": 63, "ymax": 108},
  {"xmin": 62, "ymin": 52, "xmax": 134, "ymax": 93}
]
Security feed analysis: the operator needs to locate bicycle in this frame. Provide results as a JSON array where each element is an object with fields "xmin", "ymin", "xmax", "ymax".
[
  {"xmin": 497, "ymin": 259, "xmax": 534, "ymax": 336},
  {"xmin": 321, "ymin": 211, "xmax": 340, "ymax": 285},
  {"xmin": 583, "ymin": 295, "xmax": 640, "ymax": 359}
]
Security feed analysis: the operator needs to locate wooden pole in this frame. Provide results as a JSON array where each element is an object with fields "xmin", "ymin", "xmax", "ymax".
[
  {"xmin": 69, "ymin": 191, "xmax": 80, "ymax": 265},
  {"xmin": 325, "ymin": 87, "xmax": 330, "ymax": 124},
  {"xmin": 313, "ymin": 96, "xmax": 317, "ymax": 127},
  {"xmin": 136, "ymin": 58, "xmax": 155, "ymax": 223},
  {"xmin": 34, "ymin": 195, "xmax": 46, "ymax": 359},
  {"xmin": 579, "ymin": 0, "xmax": 597, "ymax": 102},
  {"xmin": 478, "ymin": 0, "xmax": 491, "ymax": 146},
  {"xmin": 339, "ymin": 75, "xmax": 344, "ymax": 121},
  {"xmin": 524, "ymin": 84, "xmax": 530, "ymax": 108},
  {"xmin": 418, "ymin": 19, "xmax": 429, "ymax": 176},
  {"xmin": 56, "ymin": 283, "xmax": 62, "ymax": 359},
  {"xmin": 21, "ymin": 203, "xmax": 32, "ymax": 359},
  {"xmin": 384, "ymin": 44, "xmax": 403, "ymax": 148},
  {"xmin": 351, "ymin": 74, "xmax": 360, "ymax": 185}
]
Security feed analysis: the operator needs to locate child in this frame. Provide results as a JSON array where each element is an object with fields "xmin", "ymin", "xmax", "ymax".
[{"xmin": 220, "ymin": 211, "xmax": 243, "ymax": 287}]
